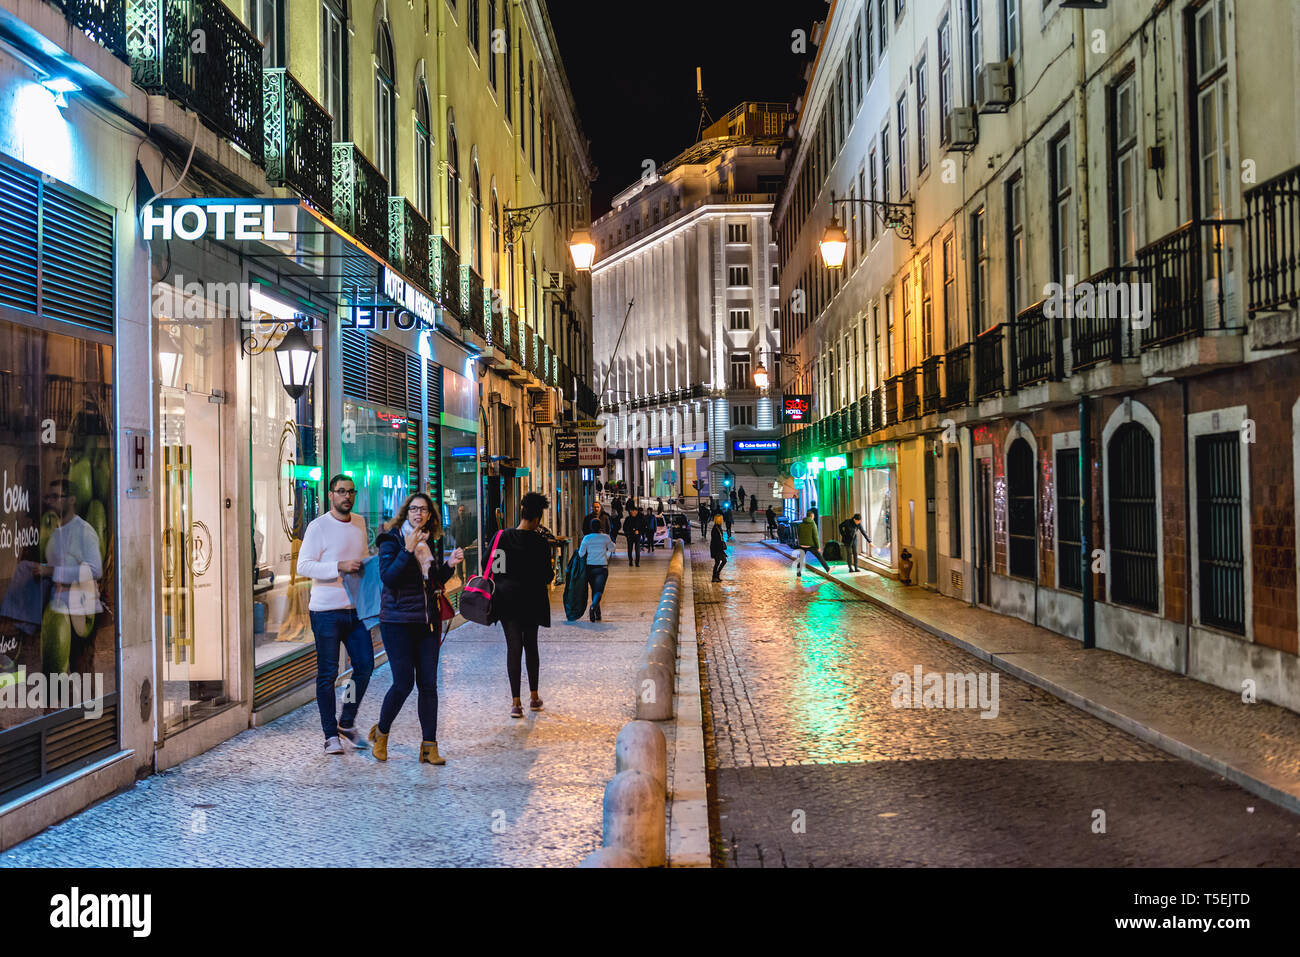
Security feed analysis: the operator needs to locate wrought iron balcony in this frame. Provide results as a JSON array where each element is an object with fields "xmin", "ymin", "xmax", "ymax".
[
  {"xmin": 974, "ymin": 324, "xmax": 1009, "ymax": 399},
  {"xmin": 1013, "ymin": 298, "xmax": 1063, "ymax": 388},
  {"xmin": 488, "ymin": 306, "xmax": 505, "ymax": 353},
  {"xmin": 1246, "ymin": 164, "xmax": 1300, "ymax": 315},
  {"xmin": 263, "ymin": 69, "xmax": 331, "ymax": 212},
  {"xmin": 901, "ymin": 367, "xmax": 921, "ymax": 420},
  {"xmin": 388, "ymin": 198, "xmax": 432, "ymax": 291},
  {"xmin": 922, "ymin": 355, "xmax": 943, "ymax": 413},
  {"xmin": 1071, "ymin": 265, "xmax": 1140, "ymax": 371},
  {"xmin": 523, "ymin": 324, "xmax": 536, "ymax": 373},
  {"xmin": 506, "ymin": 309, "xmax": 520, "ymax": 363},
  {"xmin": 128, "ymin": 0, "xmax": 263, "ymax": 164},
  {"xmin": 54, "ymin": 0, "xmax": 127, "ymax": 59},
  {"xmin": 870, "ymin": 387, "xmax": 883, "ymax": 432},
  {"xmin": 1135, "ymin": 218, "xmax": 1244, "ymax": 349},
  {"xmin": 460, "ymin": 265, "xmax": 486, "ymax": 337},
  {"xmin": 942, "ymin": 343, "xmax": 970, "ymax": 409},
  {"xmin": 847, "ymin": 400, "xmax": 859, "ymax": 438},
  {"xmin": 884, "ymin": 375, "xmax": 901, "ymax": 426},
  {"xmin": 332, "ymin": 143, "xmax": 388, "ymax": 257},
  {"xmin": 432, "ymin": 237, "xmax": 460, "ymax": 319},
  {"xmin": 513, "ymin": 312, "xmax": 526, "ymax": 365}
]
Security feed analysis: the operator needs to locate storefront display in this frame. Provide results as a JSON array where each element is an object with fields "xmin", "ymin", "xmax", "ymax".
[
  {"xmin": 864, "ymin": 467, "xmax": 893, "ymax": 564},
  {"xmin": 341, "ymin": 398, "xmax": 415, "ymax": 541}
]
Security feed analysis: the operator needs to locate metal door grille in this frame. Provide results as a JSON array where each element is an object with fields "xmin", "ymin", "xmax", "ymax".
[
  {"xmin": 1196, "ymin": 432, "xmax": 1245, "ymax": 633},
  {"xmin": 1109, "ymin": 422, "xmax": 1159, "ymax": 610},
  {"xmin": 1007, "ymin": 437, "xmax": 1036, "ymax": 580},
  {"xmin": 1056, "ymin": 448, "xmax": 1082, "ymax": 592}
]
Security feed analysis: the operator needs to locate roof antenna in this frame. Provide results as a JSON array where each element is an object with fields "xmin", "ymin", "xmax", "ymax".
[{"xmin": 695, "ymin": 66, "xmax": 714, "ymax": 141}]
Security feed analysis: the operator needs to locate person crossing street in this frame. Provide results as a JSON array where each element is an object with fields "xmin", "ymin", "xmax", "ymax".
[
  {"xmin": 709, "ymin": 513, "xmax": 728, "ymax": 582},
  {"xmin": 793, "ymin": 509, "xmax": 831, "ymax": 578}
]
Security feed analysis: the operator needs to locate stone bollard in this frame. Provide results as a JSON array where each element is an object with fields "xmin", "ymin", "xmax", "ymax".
[
  {"xmin": 615, "ymin": 720, "xmax": 667, "ymax": 793},
  {"xmin": 578, "ymin": 846, "xmax": 643, "ymax": 868},
  {"xmin": 602, "ymin": 769, "xmax": 666, "ymax": 866},
  {"xmin": 634, "ymin": 658, "xmax": 673, "ymax": 720}
]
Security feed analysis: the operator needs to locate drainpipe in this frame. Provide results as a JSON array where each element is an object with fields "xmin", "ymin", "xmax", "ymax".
[
  {"xmin": 967, "ymin": 428, "xmax": 976, "ymax": 607},
  {"xmin": 1074, "ymin": 7, "xmax": 1091, "ymax": 278},
  {"xmin": 1080, "ymin": 397, "xmax": 1094, "ymax": 648},
  {"xmin": 1183, "ymin": 378, "xmax": 1192, "ymax": 675}
]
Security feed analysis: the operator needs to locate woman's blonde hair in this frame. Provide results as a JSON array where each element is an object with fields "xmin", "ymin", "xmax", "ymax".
[{"xmin": 385, "ymin": 491, "xmax": 441, "ymax": 537}]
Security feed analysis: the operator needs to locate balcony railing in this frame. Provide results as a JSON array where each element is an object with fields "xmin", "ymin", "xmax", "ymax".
[
  {"xmin": 942, "ymin": 343, "xmax": 971, "ymax": 409},
  {"xmin": 901, "ymin": 367, "xmax": 921, "ymax": 420},
  {"xmin": 263, "ymin": 69, "xmax": 331, "ymax": 212},
  {"xmin": 1245, "ymin": 164, "xmax": 1300, "ymax": 315},
  {"xmin": 433, "ymin": 237, "xmax": 460, "ymax": 319},
  {"xmin": 922, "ymin": 355, "xmax": 943, "ymax": 413},
  {"xmin": 869, "ymin": 387, "xmax": 883, "ymax": 432},
  {"xmin": 1013, "ymin": 299, "xmax": 1063, "ymax": 388},
  {"xmin": 884, "ymin": 375, "xmax": 901, "ymax": 426},
  {"xmin": 1135, "ymin": 218, "xmax": 1244, "ymax": 349},
  {"xmin": 55, "ymin": 0, "xmax": 127, "ymax": 59},
  {"xmin": 857, "ymin": 394, "xmax": 870, "ymax": 437},
  {"xmin": 488, "ymin": 307, "xmax": 505, "ymax": 352},
  {"xmin": 974, "ymin": 324, "xmax": 1010, "ymax": 399},
  {"xmin": 506, "ymin": 309, "xmax": 520, "ymax": 363},
  {"xmin": 389, "ymin": 198, "xmax": 431, "ymax": 291},
  {"xmin": 460, "ymin": 265, "xmax": 486, "ymax": 337},
  {"xmin": 331, "ymin": 143, "xmax": 388, "ymax": 257},
  {"xmin": 128, "ymin": 0, "xmax": 264, "ymax": 164},
  {"xmin": 1071, "ymin": 265, "xmax": 1139, "ymax": 371}
]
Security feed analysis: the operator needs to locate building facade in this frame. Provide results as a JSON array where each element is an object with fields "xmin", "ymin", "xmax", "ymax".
[
  {"xmin": 775, "ymin": 0, "xmax": 1300, "ymax": 709},
  {"xmin": 591, "ymin": 102, "xmax": 791, "ymax": 505},
  {"xmin": 0, "ymin": 0, "xmax": 595, "ymax": 848}
]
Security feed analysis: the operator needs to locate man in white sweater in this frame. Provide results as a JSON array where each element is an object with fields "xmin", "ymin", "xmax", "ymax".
[{"xmin": 297, "ymin": 474, "xmax": 374, "ymax": 755}]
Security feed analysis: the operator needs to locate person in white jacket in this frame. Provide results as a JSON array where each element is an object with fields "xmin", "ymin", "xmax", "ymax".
[{"xmin": 296, "ymin": 474, "xmax": 374, "ymax": 756}]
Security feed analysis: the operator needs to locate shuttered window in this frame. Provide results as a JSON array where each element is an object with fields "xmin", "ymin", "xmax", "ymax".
[
  {"xmin": 1056, "ymin": 448, "xmax": 1082, "ymax": 592},
  {"xmin": 341, "ymin": 329, "xmax": 424, "ymax": 416},
  {"xmin": 427, "ymin": 360, "xmax": 442, "ymax": 498},
  {"xmin": 1109, "ymin": 422, "xmax": 1159, "ymax": 610},
  {"xmin": 1006, "ymin": 437, "xmax": 1036, "ymax": 580},
  {"xmin": 1196, "ymin": 432, "xmax": 1244, "ymax": 633}
]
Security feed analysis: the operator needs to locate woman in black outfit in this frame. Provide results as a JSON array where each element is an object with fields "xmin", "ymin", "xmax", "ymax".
[
  {"xmin": 492, "ymin": 491, "xmax": 553, "ymax": 718},
  {"xmin": 710, "ymin": 513, "xmax": 728, "ymax": 582},
  {"xmin": 370, "ymin": 492, "xmax": 463, "ymax": 765}
]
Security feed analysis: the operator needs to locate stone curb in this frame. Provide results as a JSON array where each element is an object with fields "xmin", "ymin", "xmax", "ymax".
[
  {"xmin": 667, "ymin": 546, "xmax": 710, "ymax": 867},
  {"xmin": 760, "ymin": 539, "xmax": 1300, "ymax": 817}
]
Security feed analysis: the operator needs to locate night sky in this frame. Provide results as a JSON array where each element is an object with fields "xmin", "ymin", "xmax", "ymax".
[{"xmin": 546, "ymin": 0, "xmax": 829, "ymax": 216}]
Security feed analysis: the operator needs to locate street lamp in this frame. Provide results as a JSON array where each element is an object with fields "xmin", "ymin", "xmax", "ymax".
[
  {"xmin": 819, "ymin": 192, "xmax": 915, "ymax": 266},
  {"xmin": 273, "ymin": 324, "xmax": 319, "ymax": 400},
  {"xmin": 753, "ymin": 349, "xmax": 800, "ymax": 390},
  {"xmin": 503, "ymin": 201, "xmax": 594, "ymax": 271},
  {"xmin": 818, "ymin": 217, "xmax": 849, "ymax": 269},
  {"xmin": 568, "ymin": 229, "xmax": 596, "ymax": 271}
]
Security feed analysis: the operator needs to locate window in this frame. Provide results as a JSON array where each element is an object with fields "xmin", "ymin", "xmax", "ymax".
[
  {"xmin": 447, "ymin": 114, "xmax": 461, "ymax": 249},
  {"xmin": 866, "ymin": 3, "xmax": 875, "ymax": 79},
  {"xmin": 466, "ymin": 0, "xmax": 479, "ymax": 54},
  {"xmin": 938, "ymin": 15, "xmax": 953, "ymax": 139},
  {"xmin": 1109, "ymin": 422, "xmax": 1159, "ymax": 611},
  {"xmin": 880, "ymin": 125, "xmax": 891, "ymax": 205},
  {"xmin": 902, "ymin": 272, "xmax": 913, "ymax": 367},
  {"xmin": 971, "ymin": 207, "xmax": 988, "ymax": 331},
  {"xmin": 487, "ymin": 0, "xmax": 497, "ymax": 88},
  {"xmin": 896, "ymin": 95, "xmax": 908, "ymax": 195},
  {"xmin": 1050, "ymin": 131, "xmax": 1073, "ymax": 279},
  {"xmin": 858, "ymin": 168, "xmax": 867, "ymax": 255},
  {"xmin": 470, "ymin": 160, "xmax": 482, "ymax": 271},
  {"xmin": 322, "ymin": 0, "xmax": 348, "ymax": 140},
  {"xmin": 1196, "ymin": 432, "xmax": 1245, "ymax": 633},
  {"xmin": 1056, "ymin": 447, "xmax": 1082, "ymax": 591},
  {"xmin": 885, "ymin": 292, "xmax": 895, "ymax": 374},
  {"xmin": 895, "ymin": 0, "xmax": 904, "ymax": 18},
  {"xmin": 518, "ymin": 32, "xmax": 525, "ymax": 151},
  {"xmin": 855, "ymin": 23, "xmax": 864, "ymax": 104},
  {"xmin": 728, "ymin": 266, "xmax": 750, "ymax": 287},
  {"xmin": 414, "ymin": 83, "xmax": 433, "ymax": 220},
  {"xmin": 1112, "ymin": 71, "xmax": 1138, "ymax": 264},
  {"xmin": 1006, "ymin": 174, "xmax": 1025, "ymax": 318},
  {"xmin": 491, "ymin": 187, "xmax": 500, "ymax": 289},
  {"xmin": 727, "ymin": 222, "xmax": 749, "ymax": 243},
  {"xmin": 916, "ymin": 56, "xmax": 929, "ymax": 173},
  {"xmin": 921, "ymin": 255, "xmax": 933, "ymax": 356},
  {"xmin": 770, "ymin": 264, "xmax": 779, "ymax": 286},
  {"xmin": 732, "ymin": 405, "xmax": 755, "ymax": 426},
  {"xmin": 528, "ymin": 64, "xmax": 536, "ymax": 172},
  {"xmin": 503, "ymin": 4, "xmax": 512, "ymax": 121},
  {"xmin": 1007, "ymin": 437, "xmax": 1036, "ymax": 579},
  {"xmin": 849, "ymin": 185, "xmax": 859, "ymax": 268},
  {"xmin": 868, "ymin": 146, "xmax": 879, "ymax": 241},
  {"xmin": 249, "ymin": 0, "xmax": 282, "ymax": 68},
  {"xmin": 878, "ymin": 0, "xmax": 888, "ymax": 56},
  {"xmin": 374, "ymin": 23, "xmax": 396, "ymax": 185},
  {"xmin": 968, "ymin": 0, "xmax": 981, "ymax": 103},
  {"xmin": 942, "ymin": 234, "xmax": 957, "ymax": 346},
  {"xmin": 729, "ymin": 353, "xmax": 752, "ymax": 391},
  {"xmin": 729, "ymin": 309, "xmax": 751, "ymax": 330},
  {"xmin": 1001, "ymin": 0, "xmax": 1019, "ymax": 58},
  {"xmin": 1193, "ymin": 0, "xmax": 1231, "ymax": 220}
]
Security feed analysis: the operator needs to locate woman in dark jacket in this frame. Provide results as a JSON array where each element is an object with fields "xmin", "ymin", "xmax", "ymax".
[
  {"xmin": 491, "ymin": 491, "xmax": 553, "ymax": 718},
  {"xmin": 369, "ymin": 492, "xmax": 463, "ymax": 765},
  {"xmin": 709, "ymin": 513, "xmax": 728, "ymax": 582}
]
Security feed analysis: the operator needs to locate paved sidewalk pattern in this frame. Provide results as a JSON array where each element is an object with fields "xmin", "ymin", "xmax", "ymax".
[
  {"xmin": 695, "ymin": 539, "xmax": 1300, "ymax": 867},
  {"xmin": 1, "ymin": 555, "xmax": 676, "ymax": 867}
]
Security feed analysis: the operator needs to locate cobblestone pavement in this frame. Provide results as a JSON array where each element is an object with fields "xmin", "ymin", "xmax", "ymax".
[
  {"xmin": 1, "ymin": 558, "xmax": 672, "ymax": 868},
  {"xmin": 695, "ymin": 540, "xmax": 1300, "ymax": 867}
]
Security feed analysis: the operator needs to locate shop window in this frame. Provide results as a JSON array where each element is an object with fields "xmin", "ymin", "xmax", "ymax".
[
  {"xmin": 1195, "ymin": 432, "xmax": 1245, "ymax": 633},
  {"xmin": 865, "ymin": 467, "xmax": 892, "ymax": 563},
  {"xmin": 1056, "ymin": 448, "xmax": 1082, "ymax": 591},
  {"xmin": 1006, "ymin": 437, "xmax": 1036, "ymax": 579},
  {"xmin": 1108, "ymin": 422, "xmax": 1158, "ymax": 611}
]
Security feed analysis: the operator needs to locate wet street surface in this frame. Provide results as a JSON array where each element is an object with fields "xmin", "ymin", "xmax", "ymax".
[{"xmin": 694, "ymin": 537, "xmax": 1300, "ymax": 867}]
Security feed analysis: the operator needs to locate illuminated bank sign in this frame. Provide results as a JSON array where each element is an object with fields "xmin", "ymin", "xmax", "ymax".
[
  {"xmin": 678, "ymin": 442, "xmax": 707, "ymax": 455},
  {"xmin": 733, "ymin": 439, "xmax": 780, "ymax": 453},
  {"xmin": 646, "ymin": 446, "xmax": 673, "ymax": 458},
  {"xmin": 142, "ymin": 199, "xmax": 296, "ymax": 242},
  {"xmin": 382, "ymin": 267, "xmax": 437, "ymax": 327},
  {"xmin": 781, "ymin": 395, "xmax": 812, "ymax": 423}
]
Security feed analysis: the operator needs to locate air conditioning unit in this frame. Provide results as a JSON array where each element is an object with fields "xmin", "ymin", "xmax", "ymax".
[
  {"xmin": 975, "ymin": 60, "xmax": 1015, "ymax": 113},
  {"xmin": 530, "ymin": 390, "xmax": 554, "ymax": 425},
  {"xmin": 542, "ymin": 270, "xmax": 566, "ymax": 291},
  {"xmin": 944, "ymin": 107, "xmax": 978, "ymax": 150}
]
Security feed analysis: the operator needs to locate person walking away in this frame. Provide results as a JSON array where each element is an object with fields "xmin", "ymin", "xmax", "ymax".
[
  {"xmin": 583, "ymin": 499, "xmax": 610, "ymax": 536},
  {"xmin": 369, "ymin": 493, "xmax": 463, "ymax": 764},
  {"xmin": 765, "ymin": 505, "xmax": 778, "ymax": 538},
  {"xmin": 749, "ymin": 493, "xmax": 758, "ymax": 523},
  {"xmin": 297, "ymin": 474, "xmax": 375, "ymax": 755},
  {"xmin": 608, "ymin": 507, "xmax": 622, "ymax": 545},
  {"xmin": 698, "ymin": 501, "xmax": 710, "ymax": 536},
  {"xmin": 624, "ymin": 504, "xmax": 644, "ymax": 566},
  {"xmin": 838, "ymin": 513, "xmax": 872, "ymax": 573},
  {"xmin": 793, "ymin": 509, "xmax": 831, "ymax": 578},
  {"xmin": 492, "ymin": 491, "xmax": 553, "ymax": 718},
  {"xmin": 723, "ymin": 504, "xmax": 734, "ymax": 540},
  {"xmin": 709, "ymin": 514, "xmax": 728, "ymax": 582},
  {"xmin": 577, "ymin": 518, "xmax": 617, "ymax": 620}
]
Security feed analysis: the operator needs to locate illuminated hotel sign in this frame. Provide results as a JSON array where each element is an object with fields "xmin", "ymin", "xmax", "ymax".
[
  {"xmin": 780, "ymin": 395, "xmax": 812, "ymax": 423},
  {"xmin": 142, "ymin": 199, "xmax": 294, "ymax": 242},
  {"xmin": 733, "ymin": 439, "xmax": 780, "ymax": 453},
  {"xmin": 382, "ymin": 267, "xmax": 437, "ymax": 327}
]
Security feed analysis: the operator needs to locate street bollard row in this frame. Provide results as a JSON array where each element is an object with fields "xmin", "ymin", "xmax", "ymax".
[{"xmin": 579, "ymin": 542, "xmax": 684, "ymax": 868}]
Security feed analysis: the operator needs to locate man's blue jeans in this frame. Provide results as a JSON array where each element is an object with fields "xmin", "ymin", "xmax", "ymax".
[{"xmin": 309, "ymin": 609, "xmax": 375, "ymax": 739}]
